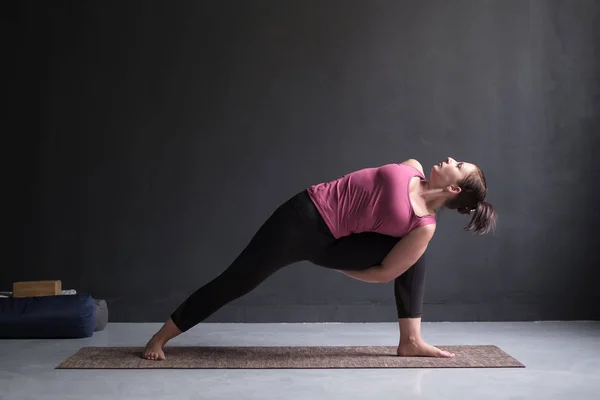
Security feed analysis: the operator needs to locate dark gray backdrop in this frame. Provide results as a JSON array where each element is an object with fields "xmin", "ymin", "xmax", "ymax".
[{"xmin": 12, "ymin": 0, "xmax": 600, "ymax": 323}]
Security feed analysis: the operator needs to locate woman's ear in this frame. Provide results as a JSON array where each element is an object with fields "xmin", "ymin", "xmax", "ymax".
[{"xmin": 447, "ymin": 185, "xmax": 462, "ymax": 195}]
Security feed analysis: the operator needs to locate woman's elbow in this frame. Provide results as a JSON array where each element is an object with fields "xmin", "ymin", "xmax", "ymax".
[
  {"xmin": 378, "ymin": 267, "xmax": 398, "ymax": 284},
  {"xmin": 378, "ymin": 263, "xmax": 411, "ymax": 283}
]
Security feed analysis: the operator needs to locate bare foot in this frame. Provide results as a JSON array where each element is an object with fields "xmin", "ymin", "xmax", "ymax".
[
  {"xmin": 141, "ymin": 318, "xmax": 182, "ymax": 361},
  {"xmin": 397, "ymin": 340, "xmax": 455, "ymax": 358},
  {"xmin": 143, "ymin": 336, "xmax": 166, "ymax": 361}
]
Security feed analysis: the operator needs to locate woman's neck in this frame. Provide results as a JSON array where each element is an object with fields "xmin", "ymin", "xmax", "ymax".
[{"xmin": 419, "ymin": 181, "xmax": 450, "ymax": 214}]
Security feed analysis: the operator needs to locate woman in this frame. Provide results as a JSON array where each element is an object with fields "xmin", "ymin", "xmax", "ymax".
[{"xmin": 143, "ymin": 157, "xmax": 496, "ymax": 360}]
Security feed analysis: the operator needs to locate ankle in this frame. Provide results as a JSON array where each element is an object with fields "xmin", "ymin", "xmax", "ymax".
[
  {"xmin": 150, "ymin": 333, "xmax": 168, "ymax": 344},
  {"xmin": 400, "ymin": 335, "xmax": 422, "ymax": 345},
  {"xmin": 152, "ymin": 319, "xmax": 182, "ymax": 342}
]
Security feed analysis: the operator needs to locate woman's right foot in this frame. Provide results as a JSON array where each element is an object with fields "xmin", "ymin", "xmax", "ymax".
[
  {"xmin": 143, "ymin": 336, "xmax": 166, "ymax": 361},
  {"xmin": 397, "ymin": 339, "xmax": 455, "ymax": 358}
]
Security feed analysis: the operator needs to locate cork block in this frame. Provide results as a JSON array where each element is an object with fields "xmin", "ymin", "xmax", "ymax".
[{"xmin": 12, "ymin": 280, "xmax": 62, "ymax": 298}]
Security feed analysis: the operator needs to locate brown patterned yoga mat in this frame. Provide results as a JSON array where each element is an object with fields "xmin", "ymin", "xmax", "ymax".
[{"xmin": 56, "ymin": 345, "xmax": 524, "ymax": 369}]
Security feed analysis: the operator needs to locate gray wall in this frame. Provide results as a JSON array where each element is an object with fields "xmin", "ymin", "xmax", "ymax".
[{"xmin": 13, "ymin": 0, "xmax": 600, "ymax": 323}]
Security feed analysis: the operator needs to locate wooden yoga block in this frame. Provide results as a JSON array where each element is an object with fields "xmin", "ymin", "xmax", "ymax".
[{"xmin": 12, "ymin": 280, "xmax": 62, "ymax": 298}]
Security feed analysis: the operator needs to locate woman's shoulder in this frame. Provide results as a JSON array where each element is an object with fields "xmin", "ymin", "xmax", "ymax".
[{"xmin": 399, "ymin": 158, "xmax": 425, "ymax": 176}]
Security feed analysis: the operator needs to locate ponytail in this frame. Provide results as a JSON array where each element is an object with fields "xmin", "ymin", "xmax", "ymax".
[
  {"xmin": 445, "ymin": 168, "xmax": 497, "ymax": 235},
  {"xmin": 463, "ymin": 201, "xmax": 496, "ymax": 235}
]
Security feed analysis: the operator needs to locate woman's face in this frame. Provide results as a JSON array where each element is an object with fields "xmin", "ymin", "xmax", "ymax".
[{"xmin": 430, "ymin": 157, "xmax": 479, "ymax": 191}]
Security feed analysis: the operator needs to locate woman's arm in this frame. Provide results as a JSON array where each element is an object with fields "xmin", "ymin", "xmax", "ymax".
[{"xmin": 337, "ymin": 225, "xmax": 435, "ymax": 283}]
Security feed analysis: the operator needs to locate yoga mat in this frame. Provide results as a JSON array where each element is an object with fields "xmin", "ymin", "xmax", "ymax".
[{"xmin": 56, "ymin": 345, "xmax": 524, "ymax": 369}]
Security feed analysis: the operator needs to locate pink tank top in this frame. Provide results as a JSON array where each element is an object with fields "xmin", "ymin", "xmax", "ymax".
[{"xmin": 307, "ymin": 163, "xmax": 437, "ymax": 239}]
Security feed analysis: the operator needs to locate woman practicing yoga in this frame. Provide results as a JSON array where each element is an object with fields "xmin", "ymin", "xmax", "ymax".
[{"xmin": 143, "ymin": 157, "xmax": 496, "ymax": 360}]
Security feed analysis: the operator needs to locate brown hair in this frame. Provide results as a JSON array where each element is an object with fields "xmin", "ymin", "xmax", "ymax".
[{"xmin": 445, "ymin": 167, "xmax": 496, "ymax": 235}]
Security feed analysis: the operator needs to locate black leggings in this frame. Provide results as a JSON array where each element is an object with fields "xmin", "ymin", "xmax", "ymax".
[{"xmin": 170, "ymin": 190, "xmax": 426, "ymax": 332}]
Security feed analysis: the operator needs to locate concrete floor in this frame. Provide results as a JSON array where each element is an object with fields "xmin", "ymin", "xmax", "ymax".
[{"xmin": 1, "ymin": 321, "xmax": 599, "ymax": 400}]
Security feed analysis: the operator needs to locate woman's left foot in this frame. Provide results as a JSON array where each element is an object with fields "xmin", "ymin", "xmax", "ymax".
[
  {"xmin": 143, "ymin": 336, "xmax": 166, "ymax": 361},
  {"xmin": 397, "ymin": 340, "xmax": 455, "ymax": 358}
]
